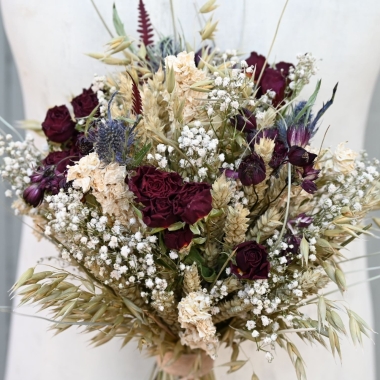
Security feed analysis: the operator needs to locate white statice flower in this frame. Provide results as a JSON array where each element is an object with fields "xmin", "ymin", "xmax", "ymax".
[
  {"xmin": 179, "ymin": 325, "xmax": 219, "ymax": 359},
  {"xmin": 67, "ymin": 153, "xmax": 140, "ymax": 228},
  {"xmin": 333, "ymin": 142, "xmax": 358, "ymax": 174},
  {"xmin": 165, "ymin": 51, "xmax": 207, "ymax": 123},
  {"xmin": 67, "ymin": 152, "xmax": 100, "ymax": 192},
  {"xmin": 178, "ymin": 291, "xmax": 218, "ymax": 358}
]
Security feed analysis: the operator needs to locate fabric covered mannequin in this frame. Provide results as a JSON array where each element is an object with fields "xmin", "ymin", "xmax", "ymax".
[{"xmin": 2, "ymin": 1, "xmax": 379, "ymax": 379}]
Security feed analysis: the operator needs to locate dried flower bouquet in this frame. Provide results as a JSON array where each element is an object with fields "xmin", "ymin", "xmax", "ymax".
[{"xmin": 1, "ymin": 1, "xmax": 379, "ymax": 379}]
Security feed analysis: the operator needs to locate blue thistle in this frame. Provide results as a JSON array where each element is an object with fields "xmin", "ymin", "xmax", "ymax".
[{"xmin": 92, "ymin": 92, "xmax": 140, "ymax": 165}]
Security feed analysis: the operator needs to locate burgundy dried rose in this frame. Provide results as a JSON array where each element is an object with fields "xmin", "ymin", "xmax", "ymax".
[
  {"xmin": 42, "ymin": 105, "xmax": 76, "ymax": 143},
  {"xmin": 230, "ymin": 241, "xmax": 270, "ymax": 280},
  {"xmin": 288, "ymin": 146, "xmax": 317, "ymax": 167},
  {"xmin": 164, "ymin": 225, "xmax": 194, "ymax": 250},
  {"xmin": 173, "ymin": 182, "xmax": 212, "ymax": 225},
  {"xmin": 71, "ymin": 88, "xmax": 99, "ymax": 118},
  {"xmin": 245, "ymin": 52, "xmax": 267, "ymax": 80},
  {"xmin": 142, "ymin": 198, "xmax": 179, "ymax": 228},
  {"xmin": 42, "ymin": 150, "xmax": 76, "ymax": 173},
  {"xmin": 275, "ymin": 61, "xmax": 294, "ymax": 77},
  {"xmin": 261, "ymin": 68, "xmax": 287, "ymax": 106},
  {"xmin": 231, "ymin": 114, "xmax": 256, "ymax": 133},
  {"xmin": 238, "ymin": 153, "xmax": 266, "ymax": 186},
  {"xmin": 128, "ymin": 166, "xmax": 183, "ymax": 205},
  {"xmin": 73, "ymin": 133, "xmax": 94, "ymax": 156}
]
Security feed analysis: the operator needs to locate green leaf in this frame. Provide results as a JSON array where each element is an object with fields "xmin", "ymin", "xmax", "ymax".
[
  {"xmin": 183, "ymin": 248, "xmax": 215, "ymax": 282},
  {"xmin": 168, "ymin": 222, "xmax": 186, "ymax": 231},
  {"xmin": 148, "ymin": 227, "xmax": 165, "ymax": 235},
  {"xmin": 208, "ymin": 208, "xmax": 223, "ymax": 218},
  {"xmin": 189, "ymin": 223, "xmax": 201, "ymax": 235},
  {"xmin": 199, "ymin": 265, "xmax": 216, "ymax": 282},
  {"xmin": 112, "ymin": 3, "xmax": 126, "ymax": 36},
  {"xmin": 133, "ymin": 143, "xmax": 151, "ymax": 167},
  {"xmin": 183, "ymin": 248, "xmax": 205, "ymax": 266},
  {"xmin": 158, "ymin": 232, "xmax": 167, "ymax": 254},
  {"xmin": 192, "ymin": 237, "xmax": 206, "ymax": 245},
  {"xmin": 156, "ymin": 257, "xmax": 177, "ymax": 271},
  {"xmin": 84, "ymin": 104, "xmax": 100, "ymax": 136},
  {"xmin": 293, "ymin": 79, "xmax": 321, "ymax": 124},
  {"xmin": 131, "ymin": 204, "xmax": 143, "ymax": 221}
]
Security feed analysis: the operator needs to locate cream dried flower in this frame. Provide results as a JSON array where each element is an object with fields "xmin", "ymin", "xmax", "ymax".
[
  {"xmin": 180, "ymin": 325, "xmax": 218, "ymax": 359},
  {"xmin": 178, "ymin": 291, "xmax": 219, "ymax": 358},
  {"xmin": 333, "ymin": 142, "xmax": 358, "ymax": 174},
  {"xmin": 165, "ymin": 51, "xmax": 208, "ymax": 123},
  {"xmin": 67, "ymin": 153, "xmax": 139, "ymax": 227},
  {"xmin": 67, "ymin": 152, "xmax": 100, "ymax": 192}
]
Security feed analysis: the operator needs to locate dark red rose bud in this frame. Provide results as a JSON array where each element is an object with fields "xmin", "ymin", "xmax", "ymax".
[
  {"xmin": 129, "ymin": 166, "xmax": 183, "ymax": 205},
  {"xmin": 42, "ymin": 105, "xmax": 76, "ymax": 143},
  {"xmin": 288, "ymin": 146, "xmax": 317, "ymax": 167},
  {"xmin": 287, "ymin": 125, "xmax": 311, "ymax": 148},
  {"xmin": 23, "ymin": 183, "xmax": 45, "ymax": 207},
  {"xmin": 74, "ymin": 133, "xmax": 94, "ymax": 155},
  {"xmin": 42, "ymin": 151, "xmax": 74, "ymax": 173},
  {"xmin": 261, "ymin": 68, "xmax": 287, "ymax": 106},
  {"xmin": 275, "ymin": 61, "xmax": 294, "ymax": 77},
  {"xmin": 173, "ymin": 182, "xmax": 212, "ymax": 225},
  {"xmin": 245, "ymin": 52, "xmax": 267, "ymax": 80},
  {"xmin": 71, "ymin": 88, "xmax": 99, "ymax": 118},
  {"xmin": 142, "ymin": 198, "xmax": 179, "ymax": 228},
  {"xmin": 230, "ymin": 241, "xmax": 270, "ymax": 280},
  {"xmin": 269, "ymin": 141, "xmax": 288, "ymax": 169},
  {"xmin": 164, "ymin": 225, "xmax": 194, "ymax": 250},
  {"xmin": 241, "ymin": 108, "xmax": 258, "ymax": 127},
  {"xmin": 231, "ymin": 114, "xmax": 256, "ymax": 133},
  {"xmin": 238, "ymin": 153, "xmax": 266, "ymax": 186}
]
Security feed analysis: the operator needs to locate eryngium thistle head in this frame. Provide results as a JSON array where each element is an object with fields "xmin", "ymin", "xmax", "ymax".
[{"xmin": 92, "ymin": 92, "xmax": 138, "ymax": 165}]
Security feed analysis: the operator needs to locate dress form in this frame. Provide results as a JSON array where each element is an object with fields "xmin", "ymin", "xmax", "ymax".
[{"xmin": 1, "ymin": 1, "xmax": 380, "ymax": 379}]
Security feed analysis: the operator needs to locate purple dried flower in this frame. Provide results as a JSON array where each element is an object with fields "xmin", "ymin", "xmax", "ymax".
[
  {"xmin": 287, "ymin": 125, "xmax": 311, "ymax": 148},
  {"xmin": 299, "ymin": 164, "xmax": 320, "ymax": 194},
  {"xmin": 301, "ymin": 180, "xmax": 318, "ymax": 194},
  {"xmin": 222, "ymin": 169, "xmax": 239, "ymax": 180},
  {"xmin": 23, "ymin": 183, "xmax": 45, "ymax": 207},
  {"xmin": 288, "ymin": 146, "xmax": 317, "ymax": 167}
]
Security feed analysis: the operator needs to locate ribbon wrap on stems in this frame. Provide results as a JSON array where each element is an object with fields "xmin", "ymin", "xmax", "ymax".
[{"xmin": 155, "ymin": 351, "xmax": 215, "ymax": 380}]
